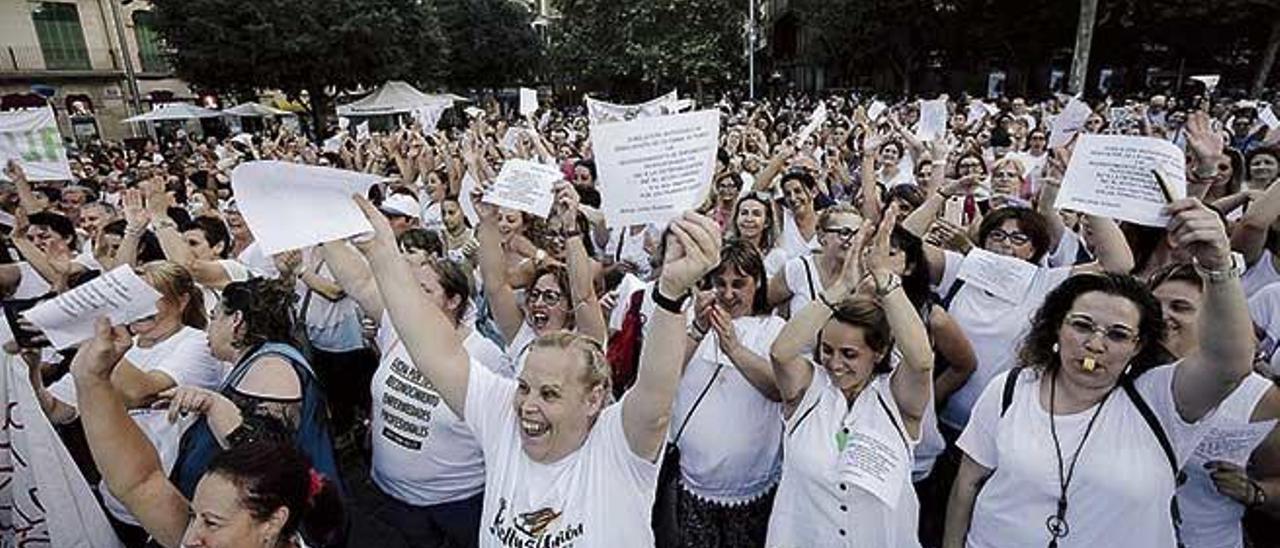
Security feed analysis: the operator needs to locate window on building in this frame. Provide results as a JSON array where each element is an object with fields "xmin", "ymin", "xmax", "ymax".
[
  {"xmin": 31, "ymin": 2, "xmax": 91, "ymax": 70},
  {"xmin": 132, "ymin": 10, "xmax": 169, "ymax": 73}
]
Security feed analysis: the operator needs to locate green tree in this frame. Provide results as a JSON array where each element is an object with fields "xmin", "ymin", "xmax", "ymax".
[
  {"xmin": 549, "ymin": 0, "xmax": 744, "ymax": 98},
  {"xmin": 149, "ymin": 0, "xmax": 447, "ymax": 138},
  {"xmin": 435, "ymin": 0, "xmax": 543, "ymax": 90}
]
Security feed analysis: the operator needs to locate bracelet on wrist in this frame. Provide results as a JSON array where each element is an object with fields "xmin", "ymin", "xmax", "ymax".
[{"xmin": 652, "ymin": 285, "xmax": 689, "ymax": 314}]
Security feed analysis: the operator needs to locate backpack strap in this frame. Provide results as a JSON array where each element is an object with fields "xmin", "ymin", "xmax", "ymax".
[
  {"xmin": 1118, "ymin": 373, "xmax": 1186, "ymax": 547},
  {"xmin": 874, "ymin": 389, "xmax": 910, "ymax": 452},
  {"xmin": 800, "ymin": 256, "xmax": 817, "ymax": 301},
  {"xmin": 940, "ymin": 278, "xmax": 967, "ymax": 310},
  {"xmin": 1000, "ymin": 366, "xmax": 1024, "ymax": 417}
]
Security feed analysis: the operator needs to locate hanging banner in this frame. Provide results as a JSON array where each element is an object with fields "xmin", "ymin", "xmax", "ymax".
[
  {"xmin": 0, "ymin": 107, "xmax": 71, "ymax": 182},
  {"xmin": 585, "ymin": 91, "xmax": 679, "ymax": 126}
]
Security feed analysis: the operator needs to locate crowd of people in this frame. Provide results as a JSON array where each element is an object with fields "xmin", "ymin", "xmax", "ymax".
[{"xmin": 4, "ymin": 88, "xmax": 1280, "ymax": 548}]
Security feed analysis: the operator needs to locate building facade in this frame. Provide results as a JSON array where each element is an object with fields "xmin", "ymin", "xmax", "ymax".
[{"xmin": 0, "ymin": 0, "xmax": 192, "ymax": 141}]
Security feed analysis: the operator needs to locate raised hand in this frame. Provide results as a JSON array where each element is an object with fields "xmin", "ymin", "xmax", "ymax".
[
  {"xmin": 865, "ymin": 203, "xmax": 899, "ymax": 281},
  {"xmin": 1185, "ymin": 111, "xmax": 1226, "ymax": 170},
  {"xmin": 350, "ymin": 195, "xmax": 400, "ymax": 255},
  {"xmin": 123, "ymin": 188, "xmax": 150, "ymax": 230},
  {"xmin": 1165, "ymin": 198, "xmax": 1230, "ymax": 269},
  {"xmin": 658, "ymin": 212, "xmax": 722, "ymax": 298},
  {"xmin": 70, "ymin": 318, "xmax": 133, "ymax": 380}
]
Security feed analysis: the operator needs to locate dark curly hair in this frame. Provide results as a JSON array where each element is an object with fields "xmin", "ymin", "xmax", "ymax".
[
  {"xmin": 207, "ymin": 440, "xmax": 344, "ymax": 546},
  {"xmin": 977, "ymin": 207, "xmax": 1052, "ymax": 263},
  {"xmin": 1017, "ymin": 272, "xmax": 1165, "ymax": 374},
  {"xmin": 221, "ymin": 278, "xmax": 297, "ymax": 350}
]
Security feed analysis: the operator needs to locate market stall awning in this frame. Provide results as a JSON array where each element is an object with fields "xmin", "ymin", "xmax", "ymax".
[
  {"xmin": 336, "ymin": 80, "xmax": 457, "ymax": 116},
  {"xmin": 123, "ymin": 103, "xmax": 222, "ymax": 123},
  {"xmin": 222, "ymin": 102, "xmax": 292, "ymax": 117}
]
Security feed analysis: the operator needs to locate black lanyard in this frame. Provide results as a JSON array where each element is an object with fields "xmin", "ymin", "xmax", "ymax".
[{"xmin": 1046, "ymin": 370, "xmax": 1114, "ymax": 548}]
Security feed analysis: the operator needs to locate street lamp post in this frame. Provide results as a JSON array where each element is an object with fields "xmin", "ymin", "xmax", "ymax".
[
  {"xmin": 108, "ymin": 0, "xmax": 144, "ymax": 135},
  {"xmin": 748, "ymin": 0, "xmax": 756, "ymax": 100}
]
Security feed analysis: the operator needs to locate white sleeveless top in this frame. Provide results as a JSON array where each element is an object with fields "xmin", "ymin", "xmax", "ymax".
[
  {"xmin": 1177, "ymin": 374, "xmax": 1277, "ymax": 548},
  {"xmin": 767, "ymin": 368, "xmax": 922, "ymax": 548},
  {"xmin": 783, "ymin": 254, "xmax": 824, "ymax": 315}
]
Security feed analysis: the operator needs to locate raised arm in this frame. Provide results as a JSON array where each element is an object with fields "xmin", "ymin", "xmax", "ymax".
[
  {"xmin": 1070, "ymin": 214, "xmax": 1134, "ymax": 275},
  {"xmin": 319, "ymin": 240, "xmax": 383, "ymax": 318},
  {"xmin": 353, "ymin": 195, "xmax": 470, "ymax": 417},
  {"xmin": 770, "ymin": 221, "xmax": 869, "ymax": 416},
  {"xmin": 1168, "ymin": 198, "xmax": 1253, "ymax": 421},
  {"xmin": 474, "ymin": 202, "xmax": 525, "ymax": 344},
  {"xmin": 1232, "ymin": 175, "xmax": 1280, "ymax": 266},
  {"xmin": 556, "ymin": 184, "xmax": 607, "ymax": 344},
  {"xmin": 71, "ymin": 319, "xmax": 189, "ymax": 548},
  {"xmin": 869, "ymin": 210, "xmax": 935, "ymax": 438},
  {"xmin": 622, "ymin": 212, "xmax": 720, "ymax": 461},
  {"xmin": 859, "ymin": 131, "xmax": 884, "ymax": 223},
  {"xmin": 4, "ymin": 161, "xmax": 45, "ymax": 214}
]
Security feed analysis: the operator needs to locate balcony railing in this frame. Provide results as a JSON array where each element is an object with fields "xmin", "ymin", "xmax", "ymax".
[{"xmin": 0, "ymin": 45, "xmax": 121, "ymax": 73}]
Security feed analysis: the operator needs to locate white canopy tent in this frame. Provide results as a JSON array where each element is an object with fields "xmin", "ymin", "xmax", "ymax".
[
  {"xmin": 336, "ymin": 80, "xmax": 460, "ymax": 116},
  {"xmin": 222, "ymin": 102, "xmax": 292, "ymax": 117},
  {"xmin": 123, "ymin": 103, "xmax": 223, "ymax": 123}
]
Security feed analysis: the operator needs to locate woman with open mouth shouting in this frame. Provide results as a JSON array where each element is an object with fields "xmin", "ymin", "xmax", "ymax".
[
  {"xmin": 473, "ymin": 179, "xmax": 607, "ymax": 377},
  {"xmin": 353, "ymin": 189, "xmax": 723, "ymax": 547}
]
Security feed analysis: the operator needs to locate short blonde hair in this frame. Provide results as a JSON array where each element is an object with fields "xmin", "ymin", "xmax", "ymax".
[{"xmin": 531, "ymin": 330, "xmax": 612, "ymax": 398}]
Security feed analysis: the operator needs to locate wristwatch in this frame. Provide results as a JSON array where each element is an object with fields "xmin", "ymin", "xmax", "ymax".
[{"xmin": 1192, "ymin": 252, "xmax": 1244, "ymax": 284}]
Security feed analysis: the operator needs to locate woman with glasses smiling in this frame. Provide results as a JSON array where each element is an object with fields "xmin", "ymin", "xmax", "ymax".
[
  {"xmin": 767, "ymin": 204, "xmax": 864, "ymax": 317},
  {"xmin": 945, "ymin": 198, "xmax": 1255, "ymax": 548}
]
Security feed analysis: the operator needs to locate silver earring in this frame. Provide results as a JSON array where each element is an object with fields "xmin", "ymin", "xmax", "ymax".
[{"xmin": 1051, "ymin": 343, "xmax": 1060, "ymax": 353}]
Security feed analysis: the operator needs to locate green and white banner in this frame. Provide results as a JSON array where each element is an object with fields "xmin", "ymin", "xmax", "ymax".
[{"xmin": 0, "ymin": 107, "xmax": 71, "ymax": 182}]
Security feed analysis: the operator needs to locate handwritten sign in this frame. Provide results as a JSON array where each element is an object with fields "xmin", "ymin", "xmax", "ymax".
[
  {"xmin": 956, "ymin": 248, "xmax": 1039, "ymax": 305},
  {"xmin": 0, "ymin": 355, "xmax": 125, "ymax": 547},
  {"xmin": 483, "ymin": 159, "xmax": 561, "ymax": 218},
  {"xmin": 23, "ymin": 265, "xmax": 162, "ymax": 350},
  {"xmin": 592, "ymin": 110, "xmax": 720, "ymax": 227},
  {"xmin": 0, "ymin": 107, "xmax": 71, "ymax": 182},
  {"xmin": 1054, "ymin": 134, "xmax": 1186, "ymax": 227}
]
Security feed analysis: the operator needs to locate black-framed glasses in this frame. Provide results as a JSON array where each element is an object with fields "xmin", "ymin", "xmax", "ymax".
[
  {"xmin": 986, "ymin": 229, "xmax": 1031, "ymax": 245},
  {"xmin": 823, "ymin": 226, "xmax": 859, "ymax": 241},
  {"xmin": 1064, "ymin": 314, "xmax": 1139, "ymax": 345}
]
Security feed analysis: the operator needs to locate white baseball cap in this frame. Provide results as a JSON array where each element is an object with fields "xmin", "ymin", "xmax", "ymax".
[{"xmin": 379, "ymin": 193, "xmax": 421, "ymax": 219}]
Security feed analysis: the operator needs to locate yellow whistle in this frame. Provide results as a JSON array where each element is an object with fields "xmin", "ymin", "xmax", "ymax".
[{"xmin": 1082, "ymin": 357, "xmax": 1097, "ymax": 372}]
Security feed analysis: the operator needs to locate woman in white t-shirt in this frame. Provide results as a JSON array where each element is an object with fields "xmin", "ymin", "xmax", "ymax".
[
  {"xmin": 1147, "ymin": 264, "xmax": 1280, "ymax": 548},
  {"xmin": 21, "ymin": 261, "xmax": 225, "ymax": 547},
  {"xmin": 766, "ymin": 212, "xmax": 935, "ymax": 548},
  {"xmin": 944, "ymin": 199, "xmax": 1256, "ymax": 548},
  {"xmin": 728, "ymin": 192, "xmax": 788, "ymax": 276},
  {"xmin": 354, "ymin": 191, "xmax": 723, "ymax": 548},
  {"xmin": 767, "ymin": 204, "xmax": 864, "ymax": 316},
  {"xmin": 674, "ymin": 240, "xmax": 785, "ymax": 546},
  {"xmin": 322, "ymin": 239, "xmax": 502, "ymax": 547},
  {"xmin": 474, "ymin": 182, "xmax": 606, "ymax": 375},
  {"xmin": 776, "ymin": 170, "xmax": 823, "ymax": 259}
]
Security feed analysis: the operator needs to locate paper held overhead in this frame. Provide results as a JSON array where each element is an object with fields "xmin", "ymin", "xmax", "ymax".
[
  {"xmin": 867, "ymin": 101, "xmax": 889, "ymax": 123},
  {"xmin": 592, "ymin": 109, "xmax": 720, "ymax": 227},
  {"xmin": 23, "ymin": 265, "xmax": 163, "ymax": 350},
  {"xmin": 1053, "ymin": 134, "xmax": 1186, "ymax": 227},
  {"xmin": 795, "ymin": 102, "xmax": 829, "ymax": 146},
  {"xmin": 915, "ymin": 97, "xmax": 948, "ymax": 142},
  {"xmin": 231, "ymin": 161, "xmax": 384, "ymax": 255},
  {"xmin": 1049, "ymin": 98, "xmax": 1093, "ymax": 148},
  {"xmin": 519, "ymin": 88, "xmax": 538, "ymax": 116},
  {"xmin": 585, "ymin": 91, "xmax": 679, "ymax": 125},
  {"xmin": 481, "ymin": 159, "xmax": 562, "ymax": 218}
]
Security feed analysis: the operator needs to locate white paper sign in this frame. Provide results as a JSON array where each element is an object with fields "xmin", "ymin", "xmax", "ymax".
[
  {"xmin": 338, "ymin": 116, "xmax": 350, "ymax": 131},
  {"xmin": 867, "ymin": 101, "xmax": 888, "ymax": 123},
  {"xmin": 519, "ymin": 88, "xmax": 538, "ymax": 116},
  {"xmin": 1054, "ymin": 134, "xmax": 1186, "ymax": 227},
  {"xmin": 1190, "ymin": 75, "xmax": 1221, "ymax": 93},
  {"xmin": 231, "ymin": 161, "xmax": 383, "ymax": 255},
  {"xmin": 1260, "ymin": 105, "xmax": 1280, "ymax": 130},
  {"xmin": 0, "ymin": 355, "xmax": 125, "ymax": 547},
  {"xmin": 322, "ymin": 132, "xmax": 345, "ymax": 153},
  {"xmin": 956, "ymin": 248, "xmax": 1039, "ymax": 305},
  {"xmin": 966, "ymin": 101, "xmax": 990, "ymax": 127},
  {"xmin": 483, "ymin": 159, "xmax": 561, "ymax": 218},
  {"xmin": 838, "ymin": 414, "xmax": 909, "ymax": 508},
  {"xmin": 592, "ymin": 110, "xmax": 720, "ymax": 227},
  {"xmin": 1049, "ymin": 98, "xmax": 1093, "ymax": 148},
  {"xmin": 0, "ymin": 107, "xmax": 72, "ymax": 182},
  {"xmin": 916, "ymin": 97, "xmax": 947, "ymax": 141},
  {"xmin": 413, "ymin": 103, "xmax": 448, "ymax": 131},
  {"xmin": 796, "ymin": 103, "xmax": 828, "ymax": 146},
  {"xmin": 24, "ymin": 265, "xmax": 162, "ymax": 349},
  {"xmin": 586, "ymin": 91, "xmax": 679, "ymax": 125},
  {"xmin": 355, "ymin": 121, "xmax": 370, "ymax": 141}
]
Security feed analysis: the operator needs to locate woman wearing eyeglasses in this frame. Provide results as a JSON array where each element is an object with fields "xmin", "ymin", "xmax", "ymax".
[
  {"xmin": 474, "ymin": 179, "xmax": 606, "ymax": 376},
  {"xmin": 767, "ymin": 204, "xmax": 864, "ymax": 317},
  {"xmin": 944, "ymin": 199, "xmax": 1255, "ymax": 548}
]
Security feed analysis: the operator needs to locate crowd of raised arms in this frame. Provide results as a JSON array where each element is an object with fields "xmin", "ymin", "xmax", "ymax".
[{"xmin": 7, "ymin": 90, "xmax": 1280, "ymax": 548}]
